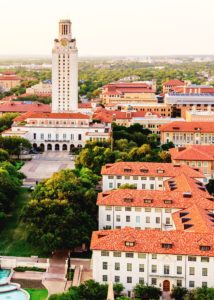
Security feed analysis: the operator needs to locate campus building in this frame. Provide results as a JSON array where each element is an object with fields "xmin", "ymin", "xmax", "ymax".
[{"xmin": 0, "ymin": 72, "xmax": 21, "ymax": 92}]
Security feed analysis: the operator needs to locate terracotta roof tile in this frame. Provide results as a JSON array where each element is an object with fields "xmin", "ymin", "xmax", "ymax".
[{"xmin": 160, "ymin": 121, "xmax": 214, "ymax": 133}]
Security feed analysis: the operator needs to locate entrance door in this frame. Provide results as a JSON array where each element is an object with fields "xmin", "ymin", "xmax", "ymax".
[{"xmin": 163, "ymin": 280, "xmax": 170, "ymax": 292}]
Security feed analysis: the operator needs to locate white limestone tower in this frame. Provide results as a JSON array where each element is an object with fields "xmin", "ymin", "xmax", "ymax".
[{"xmin": 52, "ymin": 20, "xmax": 78, "ymax": 112}]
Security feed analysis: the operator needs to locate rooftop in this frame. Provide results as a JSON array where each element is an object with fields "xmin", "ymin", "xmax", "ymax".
[
  {"xmin": 160, "ymin": 121, "xmax": 214, "ymax": 133},
  {"xmin": 170, "ymin": 146, "xmax": 214, "ymax": 161}
]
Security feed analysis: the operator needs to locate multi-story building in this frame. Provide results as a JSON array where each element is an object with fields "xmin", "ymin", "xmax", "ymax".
[
  {"xmin": 0, "ymin": 72, "xmax": 21, "ymax": 92},
  {"xmin": 101, "ymin": 82, "xmax": 157, "ymax": 105},
  {"xmin": 91, "ymin": 228, "xmax": 214, "ymax": 296},
  {"xmin": 185, "ymin": 110, "xmax": 214, "ymax": 122},
  {"xmin": 52, "ymin": 19, "xmax": 78, "ymax": 112},
  {"xmin": 2, "ymin": 20, "xmax": 110, "ymax": 151},
  {"xmin": 101, "ymin": 162, "xmax": 204, "ymax": 191},
  {"xmin": 0, "ymin": 101, "xmax": 51, "ymax": 115},
  {"xmin": 162, "ymin": 79, "xmax": 185, "ymax": 94},
  {"xmin": 170, "ymin": 146, "xmax": 214, "ymax": 181},
  {"xmin": 26, "ymin": 80, "xmax": 52, "ymax": 97},
  {"xmin": 160, "ymin": 121, "xmax": 214, "ymax": 147},
  {"xmin": 165, "ymin": 93, "xmax": 214, "ymax": 118}
]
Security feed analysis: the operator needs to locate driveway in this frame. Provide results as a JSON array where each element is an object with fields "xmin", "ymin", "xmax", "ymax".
[{"xmin": 21, "ymin": 151, "xmax": 75, "ymax": 185}]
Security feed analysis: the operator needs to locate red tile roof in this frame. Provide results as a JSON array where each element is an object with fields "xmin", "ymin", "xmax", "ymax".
[
  {"xmin": 0, "ymin": 75, "xmax": 21, "ymax": 81},
  {"xmin": 170, "ymin": 146, "xmax": 214, "ymax": 161},
  {"xmin": 78, "ymin": 103, "xmax": 92, "ymax": 108},
  {"xmin": 14, "ymin": 112, "xmax": 90, "ymax": 122},
  {"xmin": 101, "ymin": 162, "xmax": 204, "ymax": 178},
  {"xmin": 163, "ymin": 79, "xmax": 184, "ymax": 87},
  {"xmin": 91, "ymin": 228, "xmax": 214, "ymax": 256},
  {"xmin": 160, "ymin": 121, "xmax": 214, "ymax": 133},
  {"xmin": 0, "ymin": 101, "xmax": 51, "ymax": 113},
  {"xmin": 103, "ymin": 83, "xmax": 155, "ymax": 95}
]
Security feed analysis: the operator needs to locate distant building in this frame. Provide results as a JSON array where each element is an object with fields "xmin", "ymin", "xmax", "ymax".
[
  {"xmin": 101, "ymin": 82, "xmax": 157, "ymax": 105},
  {"xmin": 162, "ymin": 79, "xmax": 185, "ymax": 94},
  {"xmin": 160, "ymin": 121, "xmax": 214, "ymax": 146},
  {"xmin": 0, "ymin": 72, "xmax": 21, "ymax": 92},
  {"xmin": 26, "ymin": 81, "xmax": 52, "ymax": 97},
  {"xmin": 185, "ymin": 110, "xmax": 214, "ymax": 122},
  {"xmin": 0, "ymin": 101, "xmax": 51, "ymax": 115},
  {"xmin": 170, "ymin": 145, "xmax": 214, "ymax": 181}
]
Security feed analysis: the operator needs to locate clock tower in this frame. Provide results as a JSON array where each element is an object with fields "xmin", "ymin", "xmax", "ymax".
[{"xmin": 52, "ymin": 20, "xmax": 78, "ymax": 112}]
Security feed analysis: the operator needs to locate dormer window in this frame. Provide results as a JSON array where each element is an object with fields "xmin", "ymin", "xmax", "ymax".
[
  {"xmin": 164, "ymin": 200, "xmax": 173, "ymax": 204},
  {"xmin": 144, "ymin": 199, "xmax": 153, "ymax": 204},
  {"xmin": 157, "ymin": 169, "xmax": 164, "ymax": 174},
  {"xmin": 200, "ymin": 246, "xmax": 211, "ymax": 251},
  {"xmin": 125, "ymin": 241, "xmax": 135, "ymax": 247},
  {"xmin": 124, "ymin": 197, "xmax": 133, "ymax": 203},
  {"xmin": 140, "ymin": 168, "xmax": 148, "ymax": 173},
  {"xmin": 124, "ymin": 168, "xmax": 132, "ymax": 173},
  {"xmin": 162, "ymin": 243, "xmax": 173, "ymax": 249}
]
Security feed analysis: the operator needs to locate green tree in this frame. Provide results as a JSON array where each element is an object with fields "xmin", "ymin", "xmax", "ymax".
[
  {"xmin": 0, "ymin": 136, "xmax": 31, "ymax": 156},
  {"xmin": 133, "ymin": 283, "xmax": 161, "ymax": 300},
  {"xmin": 118, "ymin": 183, "xmax": 137, "ymax": 189},
  {"xmin": 171, "ymin": 287, "xmax": 188, "ymax": 300},
  {"xmin": 113, "ymin": 283, "xmax": 125, "ymax": 297}
]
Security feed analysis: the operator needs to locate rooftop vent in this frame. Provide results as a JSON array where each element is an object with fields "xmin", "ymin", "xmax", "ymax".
[{"xmin": 144, "ymin": 199, "xmax": 153, "ymax": 204}]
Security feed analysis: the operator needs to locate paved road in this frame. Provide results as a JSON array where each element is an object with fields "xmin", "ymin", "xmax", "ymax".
[{"xmin": 21, "ymin": 151, "xmax": 75, "ymax": 185}]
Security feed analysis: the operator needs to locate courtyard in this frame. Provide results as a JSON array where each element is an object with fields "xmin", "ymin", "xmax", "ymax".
[{"xmin": 21, "ymin": 151, "xmax": 75, "ymax": 185}]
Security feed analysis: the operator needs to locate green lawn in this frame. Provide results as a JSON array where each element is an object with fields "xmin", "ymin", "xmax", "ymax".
[
  {"xmin": 0, "ymin": 188, "xmax": 46, "ymax": 257},
  {"xmin": 25, "ymin": 288, "xmax": 48, "ymax": 300}
]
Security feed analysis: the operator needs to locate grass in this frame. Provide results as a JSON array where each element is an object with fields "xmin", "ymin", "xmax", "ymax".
[
  {"xmin": 25, "ymin": 288, "xmax": 48, "ymax": 300},
  {"xmin": 0, "ymin": 188, "xmax": 46, "ymax": 257}
]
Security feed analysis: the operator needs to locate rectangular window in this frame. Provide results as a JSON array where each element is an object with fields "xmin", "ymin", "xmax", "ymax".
[
  {"xmin": 78, "ymin": 134, "xmax": 82, "ymax": 140},
  {"xmin": 127, "ymin": 277, "xmax": 132, "ymax": 283},
  {"xmin": 135, "ymin": 207, "xmax": 141, "ymax": 212},
  {"xmin": 139, "ymin": 277, "xmax": 144, "ymax": 284},
  {"xmin": 189, "ymin": 267, "xmax": 195, "ymax": 275},
  {"xmin": 136, "ymin": 216, "xmax": 140, "ymax": 223},
  {"xmin": 146, "ymin": 216, "xmax": 150, "ymax": 223},
  {"xmin": 177, "ymin": 266, "xmax": 182, "ymax": 275},
  {"xmin": 145, "ymin": 208, "xmax": 151, "ymax": 212},
  {"xmin": 40, "ymin": 133, "xmax": 44, "ymax": 140},
  {"xmin": 138, "ymin": 253, "xmax": 146, "ymax": 259},
  {"xmin": 103, "ymin": 275, "xmax": 108, "ymax": 282},
  {"xmin": 139, "ymin": 264, "xmax": 144, "ymax": 272},
  {"xmin": 201, "ymin": 257, "xmax": 209, "ymax": 262},
  {"xmin": 113, "ymin": 252, "xmax": 121, "ymax": 257},
  {"xmin": 142, "ymin": 184, "xmax": 146, "ymax": 189},
  {"xmin": 188, "ymin": 256, "xmax": 196, "ymax": 262},
  {"xmin": 189, "ymin": 281, "xmax": 195, "ymax": 288},
  {"xmin": 116, "ymin": 215, "xmax": 121, "ymax": 222},
  {"xmin": 202, "ymin": 268, "xmax": 208, "ymax": 276},
  {"xmin": 33, "ymin": 133, "xmax": 36, "ymax": 139},
  {"xmin": 101, "ymin": 251, "xmax": 109, "ymax": 256},
  {"xmin": 115, "ymin": 276, "xmax": 120, "ymax": 283},
  {"xmin": 108, "ymin": 175, "xmax": 114, "ymax": 179},
  {"xmin": 126, "ymin": 253, "xmax": 134, "ymax": 258},
  {"xmin": 165, "ymin": 217, "xmax": 171, "ymax": 225},
  {"xmin": 164, "ymin": 265, "xmax": 170, "ymax": 275},
  {"xmin": 202, "ymin": 282, "xmax": 207, "ymax": 288},
  {"xmin": 177, "ymin": 256, "xmax": 182, "ymax": 261},
  {"xmin": 150, "ymin": 184, "xmax": 154, "ymax": 190},
  {"xmin": 133, "ymin": 176, "xmax": 138, "ymax": 180},
  {"xmin": 115, "ymin": 262, "xmax": 120, "ymax": 271},
  {"xmin": 152, "ymin": 254, "xmax": 157, "ymax": 259},
  {"xmin": 125, "ymin": 207, "xmax": 132, "ymax": 211},
  {"xmin": 117, "ymin": 176, "xmax": 122, "ymax": 179},
  {"xmin": 115, "ymin": 206, "xmax": 122, "ymax": 211},
  {"xmin": 109, "ymin": 182, "xmax": 113, "ymax": 189},
  {"xmin": 151, "ymin": 278, "xmax": 157, "ymax": 285},
  {"xmin": 126, "ymin": 216, "xmax": 131, "ymax": 222},
  {"xmin": 106, "ymin": 215, "xmax": 111, "ymax": 221},
  {"xmin": 48, "ymin": 133, "xmax": 51, "ymax": 139},
  {"xmin": 127, "ymin": 263, "xmax": 132, "ymax": 271},
  {"xmin": 63, "ymin": 133, "xmax": 66, "ymax": 140},
  {"xmin": 156, "ymin": 217, "xmax": 160, "ymax": 224},
  {"xmin": 105, "ymin": 206, "xmax": 112, "ymax": 211},
  {"xmin": 70, "ymin": 134, "xmax": 74, "ymax": 140},
  {"xmin": 103, "ymin": 262, "xmax": 108, "ymax": 270},
  {"xmin": 152, "ymin": 265, "xmax": 157, "ymax": 273},
  {"xmin": 177, "ymin": 280, "xmax": 182, "ymax": 287}
]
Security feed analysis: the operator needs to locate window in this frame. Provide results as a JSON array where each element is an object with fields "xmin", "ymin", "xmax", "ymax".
[
  {"xmin": 115, "ymin": 206, "xmax": 122, "ymax": 211},
  {"xmin": 126, "ymin": 253, "xmax": 134, "ymax": 258},
  {"xmin": 165, "ymin": 217, "xmax": 171, "ymax": 225},
  {"xmin": 108, "ymin": 175, "xmax": 114, "ymax": 179},
  {"xmin": 109, "ymin": 182, "xmax": 113, "ymax": 189},
  {"xmin": 133, "ymin": 176, "xmax": 138, "ymax": 180},
  {"xmin": 139, "ymin": 277, "xmax": 144, "ymax": 284},
  {"xmin": 145, "ymin": 208, "xmax": 151, "ymax": 212},
  {"xmin": 135, "ymin": 207, "xmax": 141, "ymax": 212},
  {"xmin": 115, "ymin": 276, "xmax": 120, "ymax": 283},
  {"xmin": 164, "ymin": 265, "xmax": 170, "ymax": 275},
  {"xmin": 142, "ymin": 184, "xmax": 146, "ymax": 189},
  {"xmin": 48, "ymin": 133, "xmax": 51, "ymax": 139},
  {"xmin": 105, "ymin": 206, "xmax": 112, "ymax": 211},
  {"xmin": 117, "ymin": 176, "xmax": 122, "ymax": 179},
  {"xmin": 101, "ymin": 251, "xmax": 109, "ymax": 256},
  {"xmin": 127, "ymin": 277, "xmax": 132, "ymax": 283},
  {"xmin": 115, "ymin": 262, "xmax": 120, "ymax": 271},
  {"xmin": 177, "ymin": 280, "xmax": 182, "ymax": 287},
  {"xmin": 201, "ymin": 257, "xmax": 209, "ymax": 262},
  {"xmin": 103, "ymin": 275, "xmax": 108, "ymax": 282},
  {"xmin": 106, "ymin": 215, "xmax": 111, "ymax": 221},
  {"xmin": 177, "ymin": 256, "xmax": 182, "ymax": 261},
  {"xmin": 125, "ymin": 207, "xmax": 132, "ymax": 211},
  {"xmin": 156, "ymin": 217, "xmax": 160, "ymax": 224},
  {"xmin": 33, "ymin": 133, "xmax": 36, "ymax": 139},
  {"xmin": 151, "ymin": 278, "xmax": 157, "ymax": 285},
  {"xmin": 177, "ymin": 266, "xmax": 182, "ymax": 275},
  {"xmin": 40, "ymin": 133, "xmax": 44, "ymax": 140},
  {"xmin": 150, "ymin": 184, "xmax": 154, "ymax": 190},
  {"xmin": 103, "ymin": 262, "xmax": 108, "ymax": 270},
  {"xmin": 202, "ymin": 282, "xmax": 207, "ymax": 288},
  {"xmin": 189, "ymin": 267, "xmax": 195, "ymax": 275},
  {"xmin": 146, "ymin": 216, "xmax": 150, "ymax": 223},
  {"xmin": 138, "ymin": 253, "xmax": 146, "ymax": 259},
  {"xmin": 200, "ymin": 246, "xmax": 211, "ymax": 251},
  {"xmin": 63, "ymin": 133, "xmax": 66, "ymax": 140},
  {"xmin": 189, "ymin": 281, "xmax": 195, "ymax": 288},
  {"xmin": 126, "ymin": 216, "xmax": 131, "ymax": 222},
  {"xmin": 202, "ymin": 268, "xmax": 208, "ymax": 276},
  {"xmin": 117, "ymin": 183, "xmax": 121, "ymax": 188},
  {"xmin": 113, "ymin": 252, "xmax": 121, "ymax": 257},
  {"xmin": 70, "ymin": 134, "xmax": 74, "ymax": 140},
  {"xmin": 141, "ymin": 177, "xmax": 147, "ymax": 180},
  {"xmin": 139, "ymin": 264, "xmax": 144, "ymax": 272},
  {"xmin": 78, "ymin": 134, "xmax": 82, "ymax": 140},
  {"xmin": 127, "ymin": 263, "xmax": 132, "ymax": 271},
  {"xmin": 152, "ymin": 265, "xmax": 157, "ymax": 273},
  {"xmin": 188, "ymin": 256, "xmax": 196, "ymax": 262},
  {"xmin": 162, "ymin": 243, "xmax": 172, "ymax": 249},
  {"xmin": 152, "ymin": 254, "xmax": 157, "ymax": 259},
  {"xmin": 116, "ymin": 215, "xmax": 121, "ymax": 222},
  {"xmin": 165, "ymin": 208, "xmax": 171, "ymax": 213},
  {"xmin": 136, "ymin": 216, "xmax": 140, "ymax": 223},
  {"xmin": 124, "ymin": 176, "xmax": 130, "ymax": 180}
]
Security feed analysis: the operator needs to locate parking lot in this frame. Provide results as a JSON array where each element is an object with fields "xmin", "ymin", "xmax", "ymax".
[{"xmin": 21, "ymin": 151, "xmax": 75, "ymax": 185}]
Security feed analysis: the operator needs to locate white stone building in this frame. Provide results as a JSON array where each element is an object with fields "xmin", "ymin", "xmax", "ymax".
[{"xmin": 101, "ymin": 162, "xmax": 204, "ymax": 192}]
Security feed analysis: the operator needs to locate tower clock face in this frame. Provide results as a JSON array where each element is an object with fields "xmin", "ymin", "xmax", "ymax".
[{"xmin": 60, "ymin": 39, "xmax": 68, "ymax": 46}]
